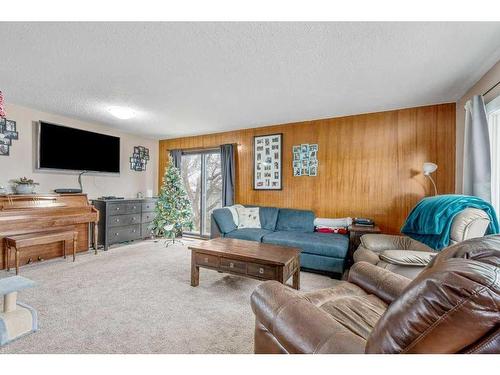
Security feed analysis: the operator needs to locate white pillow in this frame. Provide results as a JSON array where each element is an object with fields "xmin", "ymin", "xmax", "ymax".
[
  {"xmin": 226, "ymin": 204, "xmax": 244, "ymax": 226},
  {"xmin": 236, "ymin": 207, "xmax": 261, "ymax": 229}
]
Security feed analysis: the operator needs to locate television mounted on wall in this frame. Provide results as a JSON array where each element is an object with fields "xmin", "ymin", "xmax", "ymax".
[{"xmin": 36, "ymin": 121, "xmax": 120, "ymax": 174}]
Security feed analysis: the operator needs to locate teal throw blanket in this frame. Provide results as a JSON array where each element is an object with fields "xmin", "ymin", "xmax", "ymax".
[{"xmin": 401, "ymin": 195, "xmax": 499, "ymax": 250}]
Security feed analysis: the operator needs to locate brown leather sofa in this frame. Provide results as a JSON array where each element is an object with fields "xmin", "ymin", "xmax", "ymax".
[{"xmin": 251, "ymin": 235, "xmax": 500, "ymax": 353}]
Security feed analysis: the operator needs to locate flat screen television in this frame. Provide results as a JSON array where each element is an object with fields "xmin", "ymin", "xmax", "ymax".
[{"xmin": 37, "ymin": 121, "xmax": 120, "ymax": 174}]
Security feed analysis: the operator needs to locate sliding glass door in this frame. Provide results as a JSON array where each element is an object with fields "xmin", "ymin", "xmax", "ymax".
[{"xmin": 180, "ymin": 150, "xmax": 222, "ymax": 237}]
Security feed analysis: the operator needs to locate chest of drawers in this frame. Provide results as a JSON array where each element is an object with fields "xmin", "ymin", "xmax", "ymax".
[{"xmin": 92, "ymin": 198, "xmax": 157, "ymax": 250}]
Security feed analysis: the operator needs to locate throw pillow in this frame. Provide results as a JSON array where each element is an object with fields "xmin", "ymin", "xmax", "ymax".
[
  {"xmin": 236, "ymin": 207, "xmax": 261, "ymax": 229},
  {"xmin": 226, "ymin": 204, "xmax": 244, "ymax": 227}
]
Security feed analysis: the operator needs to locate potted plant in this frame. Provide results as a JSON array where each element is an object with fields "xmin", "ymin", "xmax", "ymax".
[{"xmin": 10, "ymin": 177, "xmax": 40, "ymax": 194}]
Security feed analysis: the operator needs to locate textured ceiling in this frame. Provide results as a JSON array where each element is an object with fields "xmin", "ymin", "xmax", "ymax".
[{"xmin": 1, "ymin": 22, "xmax": 500, "ymax": 139}]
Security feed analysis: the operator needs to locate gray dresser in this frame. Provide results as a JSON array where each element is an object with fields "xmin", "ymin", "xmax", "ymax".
[{"xmin": 92, "ymin": 198, "xmax": 157, "ymax": 250}]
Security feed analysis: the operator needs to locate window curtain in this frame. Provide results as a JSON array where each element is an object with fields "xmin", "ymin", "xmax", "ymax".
[
  {"xmin": 463, "ymin": 95, "xmax": 492, "ymax": 202},
  {"xmin": 220, "ymin": 144, "xmax": 235, "ymax": 207},
  {"xmin": 169, "ymin": 149, "xmax": 182, "ymax": 169},
  {"xmin": 487, "ymin": 95, "xmax": 500, "ymax": 219}
]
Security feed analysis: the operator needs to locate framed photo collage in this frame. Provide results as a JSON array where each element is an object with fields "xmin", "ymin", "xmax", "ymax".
[
  {"xmin": 292, "ymin": 143, "xmax": 318, "ymax": 177},
  {"xmin": 253, "ymin": 133, "xmax": 282, "ymax": 190}
]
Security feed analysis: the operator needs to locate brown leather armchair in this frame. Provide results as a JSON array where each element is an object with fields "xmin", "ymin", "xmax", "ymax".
[
  {"xmin": 251, "ymin": 235, "xmax": 500, "ymax": 354},
  {"xmin": 353, "ymin": 208, "xmax": 490, "ymax": 279}
]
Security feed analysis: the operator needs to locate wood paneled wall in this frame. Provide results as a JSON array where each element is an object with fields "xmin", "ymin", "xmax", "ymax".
[{"xmin": 159, "ymin": 103, "xmax": 456, "ymax": 234}]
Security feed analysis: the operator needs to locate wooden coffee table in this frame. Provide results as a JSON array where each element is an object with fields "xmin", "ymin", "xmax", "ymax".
[{"xmin": 188, "ymin": 238, "xmax": 301, "ymax": 289}]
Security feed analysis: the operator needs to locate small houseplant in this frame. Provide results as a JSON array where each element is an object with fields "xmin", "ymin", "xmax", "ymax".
[{"xmin": 10, "ymin": 177, "xmax": 40, "ymax": 194}]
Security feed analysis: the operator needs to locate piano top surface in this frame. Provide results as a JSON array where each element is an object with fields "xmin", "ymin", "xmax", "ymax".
[
  {"xmin": 0, "ymin": 193, "xmax": 98, "ymax": 235},
  {"xmin": 0, "ymin": 193, "xmax": 92, "ymax": 211},
  {"xmin": 0, "ymin": 193, "xmax": 87, "ymax": 199}
]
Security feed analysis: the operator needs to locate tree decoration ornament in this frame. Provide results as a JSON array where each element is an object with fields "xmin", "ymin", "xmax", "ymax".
[
  {"xmin": 0, "ymin": 91, "xmax": 6, "ymax": 118},
  {"xmin": 150, "ymin": 155, "xmax": 194, "ymax": 246}
]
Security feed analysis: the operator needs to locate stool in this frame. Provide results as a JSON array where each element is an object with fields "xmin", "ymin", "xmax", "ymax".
[{"xmin": 5, "ymin": 230, "xmax": 78, "ymax": 275}]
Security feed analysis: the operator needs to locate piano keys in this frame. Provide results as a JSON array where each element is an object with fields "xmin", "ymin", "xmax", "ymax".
[{"xmin": 0, "ymin": 193, "xmax": 99, "ymax": 270}]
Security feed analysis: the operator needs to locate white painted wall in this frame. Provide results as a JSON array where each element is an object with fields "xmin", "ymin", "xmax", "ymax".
[{"xmin": 0, "ymin": 103, "xmax": 158, "ymax": 199}]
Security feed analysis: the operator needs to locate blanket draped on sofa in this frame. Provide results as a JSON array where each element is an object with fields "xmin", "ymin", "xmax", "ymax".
[{"xmin": 401, "ymin": 194, "xmax": 499, "ymax": 250}]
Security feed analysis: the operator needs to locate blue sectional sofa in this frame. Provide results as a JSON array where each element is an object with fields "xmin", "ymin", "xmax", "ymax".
[{"xmin": 210, "ymin": 206, "xmax": 349, "ymax": 276}]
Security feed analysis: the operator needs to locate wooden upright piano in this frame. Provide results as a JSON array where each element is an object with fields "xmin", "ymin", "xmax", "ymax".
[{"xmin": 0, "ymin": 193, "xmax": 99, "ymax": 270}]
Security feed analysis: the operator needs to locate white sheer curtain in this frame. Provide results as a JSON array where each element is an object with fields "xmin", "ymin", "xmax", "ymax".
[
  {"xmin": 487, "ymin": 95, "xmax": 500, "ymax": 219},
  {"xmin": 463, "ymin": 95, "xmax": 491, "ymax": 201}
]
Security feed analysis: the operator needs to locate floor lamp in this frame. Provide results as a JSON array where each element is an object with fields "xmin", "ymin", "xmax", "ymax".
[{"xmin": 423, "ymin": 162, "xmax": 438, "ymax": 195}]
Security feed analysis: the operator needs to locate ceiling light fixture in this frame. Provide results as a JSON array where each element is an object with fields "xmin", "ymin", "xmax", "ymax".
[{"xmin": 108, "ymin": 106, "xmax": 136, "ymax": 120}]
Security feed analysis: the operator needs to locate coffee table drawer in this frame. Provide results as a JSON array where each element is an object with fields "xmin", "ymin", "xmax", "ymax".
[
  {"xmin": 196, "ymin": 253, "xmax": 220, "ymax": 268},
  {"xmin": 247, "ymin": 263, "xmax": 276, "ymax": 280},
  {"xmin": 220, "ymin": 258, "xmax": 247, "ymax": 273}
]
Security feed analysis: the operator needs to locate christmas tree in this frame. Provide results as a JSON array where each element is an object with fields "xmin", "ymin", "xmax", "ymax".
[{"xmin": 151, "ymin": 155, "xmax": 193, "ymax": 245}]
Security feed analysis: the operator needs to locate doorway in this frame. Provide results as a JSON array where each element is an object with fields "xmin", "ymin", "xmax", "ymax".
[{"xmin": 180, "ymin": 150, "xmax": 222, "ymax": 237}]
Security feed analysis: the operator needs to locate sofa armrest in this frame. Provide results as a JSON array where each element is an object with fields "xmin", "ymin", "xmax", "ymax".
[
  {"xmin": 210, "ymin": 214, "xmax": 222, "ymax": 239},
  {"xmin": 250, "ymin": 281, "xmax": 365, "ymax": 354},
  {"xmin": 353, "ymin": 246, "xmax": 380, "ymax": 265},
  {"xmin": 348, "ymin": 262, "xmax": 411, "ymax": 304},
  {"xmin": 360, "ymin": 234, "xmax": 433, "ymax": 252}
]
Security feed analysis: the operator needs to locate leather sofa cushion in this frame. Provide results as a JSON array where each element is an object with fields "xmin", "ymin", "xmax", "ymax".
[
  {"xmin": 262, "ymin": 231, "xmax": 348, "ymax": 258},
  {"xmin": 258, "ymin": 207, "xmax": 279, "ymax": 231},
  {"xmin": 305, "ymin": 282, "xmax": 387, "ymax": 340},
  {"xmin": 428, "ymin": 235, "xmax": 500, "ymax": 268},
  {"xmin": 366, "ymin": 236, "xmax": 500, "ymax": 353},
  {"xmin": 225, "ymin": 228, "xmax": 273, "ymax": 242},
  {"xmin": 375, "ymin": 261, "xmax": 425, "ymax": 279},
  {"xmin": 275, "ymin": 208, "xmax": 315, "ymax": 233},
  {"xmin": 252, "ymin": 280, "xmax": 387, "ymax": 353},
  {"xmin": 318, "ymin": 293, "xmax": 387, "ymax": 340},
  {"xmin": 379, "ymin": 250, "xmax": 436, "ymax": 266},
  {"xmin": 360, "ymin": 234, "xmax": 433, "ymax": 252},
  {"xmin": 212, "ymin": 208, "xmax": 237, "ymax": 234},
  {"xmin": 304, "ymin": 280, "xmax": 368, "ymax": 306}
]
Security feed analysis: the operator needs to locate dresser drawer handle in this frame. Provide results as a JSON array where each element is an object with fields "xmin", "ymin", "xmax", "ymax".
[
  {"xmin": 116, "ymin": 218, "xmax": 120, "ymax": 222},
  {"xmin": 229, "ymin": 262, "xmax": 234, "ymax": 268},
  {"xmin": 259, "ymin": 267, "xmax": 264, "ymax": 274},
  {"xmin": 133, "ymin": 206, "xmax": 137, "ymax": 209},
  {"xmin": 116, "ymin": 207, "xmax": 120, "ymax": 210},
  {"xmin": 132, "ymin": 230, "xmax": 136, "ymax": 233},
  {"xmin": 132, "ymin": 217, "xmax": 136, "ymax": 221},
  {"xmin": 115, "ymin": 233, "xmax": 119, "ymax": 236}
]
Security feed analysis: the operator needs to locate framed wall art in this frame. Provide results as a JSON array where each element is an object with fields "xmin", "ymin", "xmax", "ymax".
[
  {"xmin": 130, "ymin": 146, "xmax": 150, "ymax": 171},
  {"xmin": 292, "ymin": 143, "xmax": 318, "ymax": 176},
  {"xmin": 0, "ymin": 118, "xmax": 19, "ymax": 156},
  {"xmin": 254, "ymin": 133, "xmax": 282, "ymax": 190}
]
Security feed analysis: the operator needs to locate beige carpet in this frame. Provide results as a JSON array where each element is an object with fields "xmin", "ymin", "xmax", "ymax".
[{"xmin": 0, "ymin": 238, "xmax": 337, "ymax": 354}]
